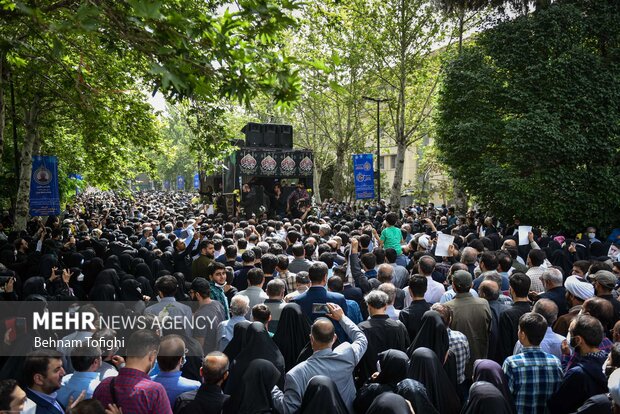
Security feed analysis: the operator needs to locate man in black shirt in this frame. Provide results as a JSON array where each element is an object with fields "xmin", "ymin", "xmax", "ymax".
[
  {"xmin": 356, "ymin": 290, "xmax": 410, "ymax": 387},
  {"xmin": 496, "ymin": 272, "xmax": 532, "ymax": 362},
  {"xmin": 399, "ymin": 275, "xmax": 431, "ymax": 342},
  {"xmin": 536, "ymin": 267, "xmax": 568, "ymax": 316},
  {"xmin": 174, "ymin": 352, "xmax": 230, "ymax": 414}
]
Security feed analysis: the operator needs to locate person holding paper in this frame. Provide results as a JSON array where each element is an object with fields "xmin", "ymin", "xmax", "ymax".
[{"xmin": 435, "ymin": 232, "xmax": 455, "ymax": 258}]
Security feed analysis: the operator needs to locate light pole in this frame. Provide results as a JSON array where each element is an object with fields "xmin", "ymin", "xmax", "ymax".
[{"xmin": 363, "ymin": 96, "xmax": 389, "ymax": 202}]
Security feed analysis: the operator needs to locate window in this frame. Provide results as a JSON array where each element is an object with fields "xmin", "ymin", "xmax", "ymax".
[
  {"xmin": 379, "ymin": 156, "xmax": 385, "ymax": 170},
  {"xmin": 390, "ymin": 155, "xmax": 397, "ymax": 169}
]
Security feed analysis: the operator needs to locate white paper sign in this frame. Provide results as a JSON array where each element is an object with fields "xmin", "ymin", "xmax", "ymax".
[
  {"xmin": 518, "ymin": 226, "xmax": 532, "ymax": 246},
  {"xmin": 609, "ymin": 244, "xmax": 620, "ymax": 261},
  {"xmin": 435, "ymin": 232, "xmax": 455, "ymax": 257}
]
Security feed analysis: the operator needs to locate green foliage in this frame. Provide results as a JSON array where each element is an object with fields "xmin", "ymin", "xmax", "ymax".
[
  {"xmin": 435, "ymin": 0, "xmax": 620, "ymax": 233},
  {"xmin": 292, "ymin": 0, "xmax": 373, "ymax": 197},
  {"xmin": 0, "ymin": 0, "xmax": 302, "ymax": 221}
]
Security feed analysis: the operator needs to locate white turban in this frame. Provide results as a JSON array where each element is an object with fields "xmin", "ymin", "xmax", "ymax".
[
  {"xmin": 609, "ymin": 368, "xmax": 620, "ymax": 406},
  {"xmin": 564, "ymin": 275, "xmax": 594, "ymax": 301}
]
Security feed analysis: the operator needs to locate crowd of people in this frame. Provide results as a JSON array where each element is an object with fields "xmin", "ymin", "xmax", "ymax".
[{"xmin": 0, "ymin": 190, "xmax": 618, "ymax": 414}]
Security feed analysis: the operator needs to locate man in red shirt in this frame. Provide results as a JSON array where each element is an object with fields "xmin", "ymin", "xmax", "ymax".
[{"xmin": 93, "ymin": 330, "xmax": 172, "ymax": 414}]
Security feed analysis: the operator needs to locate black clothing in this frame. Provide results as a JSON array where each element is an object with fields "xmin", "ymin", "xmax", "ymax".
[
  {"xmin": 487, "ymin": 299, "xmax": 509, "ymax": 363},
  {"xmin": 538, "ymin": 286, "xmax": 568, "ymax": 317},
  {"xmin": 376, "ymin": 349, "xmax": 409, "ymax": 384},
  {"xmin": 232, "ymin": 265, "xmax": 254, "ymax": 291},
  {"xmin": 399, "ymin": 299, "xmax": 431, "ymax": 342},
  {"xmin": 223, "ymin": 358, "xmax": 281, "ymax": 414},
  {"xmin": 174, "ymin": 383, "xmax": 229, "ymax": 414},
  {"xmin": 343, "ymin": 284, "xmax": 368, "ymax": 319},
  {"xmin": 222, "ymin": 320, "xmax": 251, "ymax": 361},
  {"xmin": 574, "ymin": 394, "xmax": 613, "ymax": 414},
  {"xmin": 461, "ymin": 381, "xmax": 514, "ymax": 414},
  {"xmin": 172, "ymin": 239, "xmax": 196, "ymax": 280},
  {"xmin": 599, "ymin": 294, "xmax": 620, "ymax": 325},
  {"xmin": 93, "ymin": 268, "xmax": 121, "ymax": 298},
  {"xmin": 300, "ymin": 376, "xmax": 348, "ymax": 414},
  {"xmin": 82, "ymin": 257, "xmax": 104, "ymax": 295},
  {"xmin": 548, "ymin": 352, "xmax": 608, "ymax": 414},
  {"xmin": 472, "ymin": 359, "xmax": 515, "ymax": 412},
  {"xmin": 366, "ymin": 392, "xmax": 413, "ymax": 414},
  {"xmin": 393, "ymin": 289, "xmax": 405, "ymax": 310},
  {"xmin": 225, "ymin": 322, "xmax": 285, "ymax": 395},
  {"xmin": 407, "ymin": 347, "xmax": 461, "ymax": 414},
  {"xmin": 133, "ymin": 263, "xmax": 154, "ymax": 284},
  {"xmin": 395, "ymin": 379, "xmax": 439, "ymax": 414},
  {"xmin": 356, "ymin": 314, "xmax": 410, "ymax": 386},
  {"xmin": 497, "ymin": 301, "xmax": 531, "ymax": 362},
  {"xmin": 273, "ymin": 303, "xmax": 311, "ymax": 372},
  {"xmin": 407, "ymin": 310, "xmax": 448, "ymax": 361},
  {"xmin": 354, "ymin": 350, "xmax": 410, "ymax": 414}
]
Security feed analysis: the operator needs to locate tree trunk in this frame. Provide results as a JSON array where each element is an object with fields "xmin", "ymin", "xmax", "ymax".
[
  {"xmin": 452, "ymin": 177, "xmax": 468, "ymax": 214},
  {"xmin": 313, "ymin": 165, "xmax": 322, "ymax": 204},
  {"xmin": 458, "ymin": 6, "xmax": 464, "ymax": 55},
  {"xmin": 0, "ymin": 53, "xmax": 5, "ymax": 169},
  {"xmin": 14, "ymin": 96, "xmax": 41, "ymax": 231},
  {"xmin": 390, "ymin": 139, "xmax": 407, "ymax": 210},
  {"xmin": 332, "ymin": 146, "xmax": 346, "ymax": 201}
]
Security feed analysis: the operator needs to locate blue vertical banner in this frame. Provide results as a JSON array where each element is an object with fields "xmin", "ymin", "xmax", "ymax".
[
  {"xmin": 193, "ymin": 173, "xmax": 200, "ymax": 190},
  {"xmin": 164, "ymin": 180, "xmax": 170, "ymax": 191},
  {"xmin": 30, "ymin": 156, "xmax": 61, "ymax": 216},
  {"xmin": 353, "ymin": 154, "xmax": 375, "ymax": 200},
  {"xmin": 177, "ymin": 175, "xmax": 185, "ymax": 191}
]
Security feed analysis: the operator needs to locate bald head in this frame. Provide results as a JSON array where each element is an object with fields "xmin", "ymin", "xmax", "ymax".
[
  {"xmin": 201, "ymin": 351, "xmax": 229, "ymax": 384},
  {"xmin": 502, "ymin": 239, "xmax": 517, "ymax": 249},
  {"xmin": 461, "ymin": 247, "xmax": 478, "ymax": 265},
  {"xmin": 157, "ymin": 335, "xmax": 185, "ymax": 372},
  {"xmin": 377, "ymin": 264, "xmax": 394, "ymax": 283},
  {"xmin": 311, "ymin": 318, "xmax": 335, "ymax": 350},
  {"xmin": 478, "ymin": 279, "xmax": 500, "ymax": 301},
  {"xmin": 430, "ymin": 303, "xmax": 452, "ymax": 326},
  {"xmin": 533, "ymin": 298, "xmax": 559, "ymax": 325}
]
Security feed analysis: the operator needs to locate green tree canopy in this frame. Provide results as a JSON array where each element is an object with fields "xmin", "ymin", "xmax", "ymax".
[{"xmin": 435, "ymin": 0, "xmax": 620, "ymax": 233}]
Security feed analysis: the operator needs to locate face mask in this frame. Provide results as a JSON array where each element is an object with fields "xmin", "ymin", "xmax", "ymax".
[
  {"xmin": 588, "ymin": 232, "xmax": 596, "ymax": 239},
  {"xmin": 215, "ymin": 281, "xmax": 227, "ymax": 289}
]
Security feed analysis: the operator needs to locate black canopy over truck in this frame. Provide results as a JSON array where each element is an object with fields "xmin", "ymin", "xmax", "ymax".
[{"xmin": 203, "ymin": 123, "xmax": 314, "ymax": 217}]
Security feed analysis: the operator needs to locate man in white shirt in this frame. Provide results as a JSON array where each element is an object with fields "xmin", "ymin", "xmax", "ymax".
[
  {"xmin": 403, "ymin": 256, "xmax": 445, "ymax": 306},
  {"xmin": 237, "ymin": 268, "xmax": 268, "ymax": 320}
]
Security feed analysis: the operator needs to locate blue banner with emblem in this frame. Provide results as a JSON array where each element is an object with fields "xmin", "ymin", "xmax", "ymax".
[
  {"xmin": 353, "ymin": 153, "xmax": 375, "ymax": 200},
  {"xmin": 177, "ymin": 175, "xmax": 185, "ymax": 191},
  {"xmin": 29, "ymin": 156, "xmax": 61, "ymax": 216},
  {"xmin": 193, "ymin": 173, "xmax": 200, "ymax": 190}
]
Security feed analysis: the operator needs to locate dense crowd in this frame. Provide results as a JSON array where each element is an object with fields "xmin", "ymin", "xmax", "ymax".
[{"xmin": 0, "ymin": 190, "xmax": 619, "ymax": 414}]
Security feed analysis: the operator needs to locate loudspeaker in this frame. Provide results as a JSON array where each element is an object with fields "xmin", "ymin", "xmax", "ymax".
[
  {"xmin": 263, "ymin": 124, "xmax": 277, "ymax": 147},
  {"xmin": 278, "ymin": 124, "xmax": 293, "ymax": 149},
  {"xmin": 242, "ymin": 123, "xmax": 263, "ymax": 147}
]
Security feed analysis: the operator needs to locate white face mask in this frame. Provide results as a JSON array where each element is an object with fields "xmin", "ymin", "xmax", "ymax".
[
  {"xmin": 588, "ymin": 232, "xmax": 596, "ymax": 239},
  {"xmin": 215, "ymin": 281, "xmax": 227, "ymax": 289}
]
